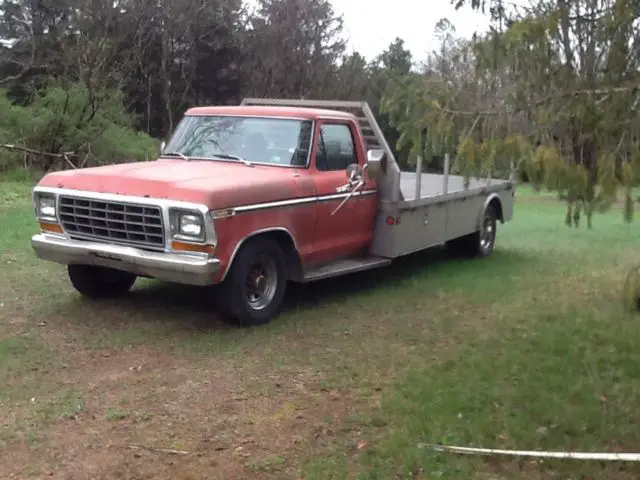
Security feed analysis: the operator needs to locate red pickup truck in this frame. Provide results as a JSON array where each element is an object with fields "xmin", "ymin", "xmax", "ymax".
[{"xmin": 31, "ymin": 98, "xmax": 515, "ymax": 326}]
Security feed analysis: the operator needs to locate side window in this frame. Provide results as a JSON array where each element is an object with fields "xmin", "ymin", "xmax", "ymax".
[{"xmin": 316, "ymin": 123, "xmax": 357, "ymax": 171}]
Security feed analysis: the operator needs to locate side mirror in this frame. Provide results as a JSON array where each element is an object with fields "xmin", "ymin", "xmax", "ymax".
[
  {"xmin": 366, "ymin": 149, "xmax": 386, "ymax": 180},
  {"xmin": 160, "ymin": 141, "xmax": 166, "ymax": 153},
  {"xmin": 346, "ymin": 163, "xmax": 364, "ymax": 183}
]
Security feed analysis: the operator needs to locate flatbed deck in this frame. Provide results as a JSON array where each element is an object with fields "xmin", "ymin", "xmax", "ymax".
[{"xmin": 399, "ymin": 172, "xmax": 502, "ymax": 201}]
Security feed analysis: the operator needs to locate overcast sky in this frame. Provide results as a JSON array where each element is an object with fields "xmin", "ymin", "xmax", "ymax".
[{"xmin": 331, "ymin": 0, "xmax": 492, "ymax": 62}]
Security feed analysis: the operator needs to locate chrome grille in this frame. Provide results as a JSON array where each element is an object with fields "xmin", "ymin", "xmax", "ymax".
[{"xmin": 58, "ymin": 196, "xmax": 165, "ymax": 249}]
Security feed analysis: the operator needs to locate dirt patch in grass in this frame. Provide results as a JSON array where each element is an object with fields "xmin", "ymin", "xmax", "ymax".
[{"xmin": 0, "ymin": 337, "xmax": 369, "ymax": 479}]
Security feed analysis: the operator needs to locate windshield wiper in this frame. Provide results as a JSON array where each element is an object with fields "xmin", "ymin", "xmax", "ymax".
[
  {"xmin": 211, "ymin": 153, "xmax": 253, "ymax": 166},
  {"xmin": 163, "ymin": 151, "xmax": 190, "ymax": 161}
]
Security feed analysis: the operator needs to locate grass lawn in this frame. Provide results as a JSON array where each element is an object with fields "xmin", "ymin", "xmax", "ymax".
[{"xmin": 1, "ymin": 179, "xmax": 640, "ymax": 479}]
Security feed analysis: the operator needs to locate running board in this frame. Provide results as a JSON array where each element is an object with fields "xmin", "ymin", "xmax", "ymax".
[{"xmin": 302, "ymin": 256, "xmax": 392, "ymax": 282}]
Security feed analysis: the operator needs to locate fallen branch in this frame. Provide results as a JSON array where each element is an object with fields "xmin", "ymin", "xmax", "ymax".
[
  {"xmin": 0, "ymin": 144, "xmax": 77, "ymax": 159},
  {"xmin": 0, "ymin": 144, "xmax": 80, "ymax": 169},
  {"xmin": 62, "ymin": 153, "xmax": 77, "ymax": 170},
  {"xmin": 125, "ymin": 444, "xmax": 190, "ymax": 456},
  {"xmin": 422, "ymin": 443, "xmax": 640, "ymax": 461}
]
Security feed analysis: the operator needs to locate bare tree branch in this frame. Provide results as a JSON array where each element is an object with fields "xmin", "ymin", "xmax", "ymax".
[{"xmin": 0, "ymin": 10, "xmax": 36, "ymax": 85}]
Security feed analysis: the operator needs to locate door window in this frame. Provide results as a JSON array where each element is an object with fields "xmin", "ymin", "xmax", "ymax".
[{"xmin": 316, "ymin": 123, "xmax": 357, "ymax": 171}]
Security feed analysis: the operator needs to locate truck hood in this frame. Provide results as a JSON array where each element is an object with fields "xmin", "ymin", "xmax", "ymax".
[{"xmin": 37, "ymin": 159, "xmax": 299, "ymax": 209}]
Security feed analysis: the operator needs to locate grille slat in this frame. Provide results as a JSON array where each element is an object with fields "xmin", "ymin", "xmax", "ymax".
[{"xmin": 59, "ymin": 196, "xmax": 165, "ymax": 249}]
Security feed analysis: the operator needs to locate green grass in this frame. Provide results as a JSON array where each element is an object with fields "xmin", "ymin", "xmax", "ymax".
[
  {"xmin": 302, "ymin": 197, "xmax": 640, "ymax": 479},
  {"xmin": 2, "ymin": 179, "xmax": 640, "ymax": 479},
  {"xmin": 0, "ymin": 336, "xmax": 60, "ymax": 402},
  {"xmin": 34, "ymin": 388, "xmax": 84, "ymax": 422},
  {"xmin": 247, "ymin": 454, "xmax": 287, "ymax": 472},
  {"xmin": 344, "ymin": 307, "xmax": 640, "ymax": 479},
  {"xmin": 105, "ymin": 408, "xmax": 129, "ymax": 421}
]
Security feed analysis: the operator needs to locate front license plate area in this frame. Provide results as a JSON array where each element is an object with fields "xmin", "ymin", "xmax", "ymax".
[{"xmin": 90, "ymin": 251, "xmax": 123, "ymax": 262}]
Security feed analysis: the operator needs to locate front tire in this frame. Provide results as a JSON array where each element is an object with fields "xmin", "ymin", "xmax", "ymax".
[
  {"xmin": 216, "ymin": 238, "xmax": 288, "ymax": 327},
  {"xmin": 67, "ymin": 264, "xmax": 137, "ymax": 299}
]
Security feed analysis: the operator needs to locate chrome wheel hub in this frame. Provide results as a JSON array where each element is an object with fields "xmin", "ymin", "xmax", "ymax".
[
  {"xmin": 480, "ymin": 215, "xmax": 495, "ymax": 250},
  {"xmin": 245, "ymin": 255, "xmax": 278, "ymax": 310}
]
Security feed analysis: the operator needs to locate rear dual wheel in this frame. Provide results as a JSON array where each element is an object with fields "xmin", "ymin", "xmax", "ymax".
[
  {"xmin": 446, "ymin": 205, "xmax": 497, "ymax": 258},
  {"xmin": 476, "ymin": 205, "xmax": 498, "ymax": 256}
]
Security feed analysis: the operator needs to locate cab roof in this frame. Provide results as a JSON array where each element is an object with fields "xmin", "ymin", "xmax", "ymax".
[{"xmin": 184, "ymin": 105, "xmax": 356, "ymax": 121}]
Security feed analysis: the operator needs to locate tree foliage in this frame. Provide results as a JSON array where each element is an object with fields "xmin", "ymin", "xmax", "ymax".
[{"xmin": 384, "ymin": 0, "xmax": 640, "ymax": 226}]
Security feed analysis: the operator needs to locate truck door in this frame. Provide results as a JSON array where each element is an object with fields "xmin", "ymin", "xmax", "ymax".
[{"xmin": 309, "ymin": 119, "xmax": 378, "ymax": 264}]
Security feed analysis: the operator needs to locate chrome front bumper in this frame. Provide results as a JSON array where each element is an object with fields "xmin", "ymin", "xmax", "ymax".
[{"xmin": 31, "ymin": 233, "xmax": 221, "ymax": 286}]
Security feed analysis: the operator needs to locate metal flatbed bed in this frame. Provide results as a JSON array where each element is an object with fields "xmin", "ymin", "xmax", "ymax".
[{"xmin": 399, "ymin": 172, "xmax": 500, "ymax": 201}]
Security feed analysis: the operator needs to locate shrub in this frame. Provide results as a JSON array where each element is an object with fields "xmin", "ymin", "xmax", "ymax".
[{"xmin": 0, "ymin": 83, "xmax": 160, "ymax": 175}]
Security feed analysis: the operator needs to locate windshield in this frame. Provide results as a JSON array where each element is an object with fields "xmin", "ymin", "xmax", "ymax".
[{"xmin": 162, "ymin": 115, "xmax": 314, "ymax": 167}]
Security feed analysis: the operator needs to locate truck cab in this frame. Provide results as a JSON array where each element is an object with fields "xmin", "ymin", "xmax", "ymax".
[{"xmin": 31, "ymin": 98, "xmax": 514, "ymax": 326}]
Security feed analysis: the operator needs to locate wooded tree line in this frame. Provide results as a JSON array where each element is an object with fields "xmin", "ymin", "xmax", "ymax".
[
  {"xmin": 1, "ymin": 0, "xmax": 639, "ymax": 226},
  {"xmin": 0, "ymin": 0, "xmax": 426, "ymax": 172}
]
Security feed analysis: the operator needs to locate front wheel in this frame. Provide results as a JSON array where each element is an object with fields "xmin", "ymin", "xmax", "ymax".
[
  {"xmin": 216, "ymin": 238, "xmax": 288, "ymax": 327},
  {"xmin": 67, "ymin": 264, "xmax": 137, "ymax": 299}
]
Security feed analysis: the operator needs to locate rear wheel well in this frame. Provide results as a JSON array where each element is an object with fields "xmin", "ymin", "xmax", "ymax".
[
  {"xmin": 488, "ymin": 196, "xmax": 504, "ymax": 223},
  {"xmin": 228, "ymin": 230, "xmax": 303, "ymax": 282}
]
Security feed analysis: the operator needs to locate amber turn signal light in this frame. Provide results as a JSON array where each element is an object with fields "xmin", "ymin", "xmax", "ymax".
[
  {"xmin": 171, "ymin": 241, "xmax": 216, "ymax": 255},
  {"xmin": 39, "ymin": 221, "xmax": 63, "ymax": 234}
]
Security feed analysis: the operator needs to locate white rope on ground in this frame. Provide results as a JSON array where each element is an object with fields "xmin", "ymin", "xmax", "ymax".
[{"xmin": 421, "ymin": 444, "xmax": 640, "ymax": 461}]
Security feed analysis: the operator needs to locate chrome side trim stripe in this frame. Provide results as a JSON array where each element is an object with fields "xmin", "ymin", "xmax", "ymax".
[
  {"xmin": 232, "ymin": 189, "xmax": 377, "ymax": 214},
  {"xmin": 34, "ymin": 185, "xmax": 378, "ymax": 217}
]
